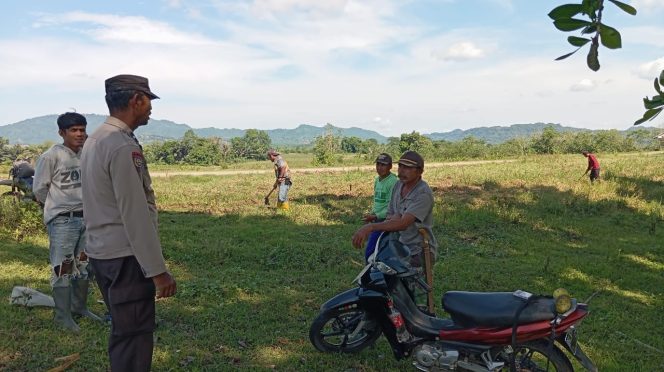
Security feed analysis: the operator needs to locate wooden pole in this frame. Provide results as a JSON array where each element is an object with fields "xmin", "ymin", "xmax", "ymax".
[{"xmin": 419, "ymin": 228, "xmax": 434, "ymax": 314}]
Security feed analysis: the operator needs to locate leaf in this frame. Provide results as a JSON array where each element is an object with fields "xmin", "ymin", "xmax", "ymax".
[
  {"xmin": 634, "ymin": 107, "xmax": 663, "ymax": 125},
  {"xmin": 586, "ymin": 42, "xmax": 600, "ymax": 71},
  {"xmin": 608, "ymin": 0, "xmax": 637, "ymax": 15},
  {"xmin": 581, "ymin": 25, "xmax": 597, "ymax": 34},
  {"xmin": 660, "ymin": 70, "xmax": 664, "ymax": 85},
  {"xmin": 643, "ymin": 95, "xmax": 664, "ymax": 109},
  {"xmin": 555, "ymin": 49, "xmax": 580, "ymax": 61},
  {"xmin": 553, "ymin": 18, "xmax": 591, "ymax": 32},
  {"xmin": 548, "ymin": 4, "xmax": 583, "ymax": 20},
  {"xmin": 599, "ymin": 25, "xmax": 622, "ymax": 49},
  {"xmin": 568, "ymin": 36, "xmax": 591, "ymax": 47},
  {"xmin": 655, "ymin": 78, "xmax": 663, "ymax": 95}
]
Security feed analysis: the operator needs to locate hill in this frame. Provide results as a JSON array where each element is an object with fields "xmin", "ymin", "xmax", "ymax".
[
  {"xmin": 0, "ymin": 115, "xmax": 386, "ymax": 145},
  {"xmin": 427, "ymin": 123, "xmax": 589, "ymax": 144},
  {"xmin": 1, "ymin": 115, "xmax": 657, "ymax": 146}
]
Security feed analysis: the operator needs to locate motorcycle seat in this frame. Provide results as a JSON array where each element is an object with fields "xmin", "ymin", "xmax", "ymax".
[{"xmin": 442, "ymin": 291, "xmax": 555, "ymax": 328}]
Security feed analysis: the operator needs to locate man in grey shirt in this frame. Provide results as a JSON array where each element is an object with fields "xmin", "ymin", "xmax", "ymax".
[
  {"xmin": 352, "ymin": 150, "xmax": 437, "ymax": 265},
  {"xmin": 81, "ymin": 74, "xmax": 176, "ymax": 371},
  {"xmin": 33, "ymin": 112, "xmax": 102, "ymax": 332}
]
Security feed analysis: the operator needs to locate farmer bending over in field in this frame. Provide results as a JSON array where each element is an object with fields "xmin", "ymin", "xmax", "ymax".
[
  {"xmin": 362, "ymin": 153, "xmax": 398, "ymax": 261},
  {"xmin": 33, "ymin": 112, "xmax": 103, "ymax": 332},
  {"xmin": 267, "ymin": 149, "xmax": 292, "ymax": 210},
  {"xmin": 352, "ymin": 151, "xmax": 437, "ymax": 310},
  {"xmin": 581, "ymin": 151, "xmax": 600, "ymax": 183}
]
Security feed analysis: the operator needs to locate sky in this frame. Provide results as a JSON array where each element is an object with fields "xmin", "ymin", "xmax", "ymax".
[{"xmin": 1, "ymin": 0, "xmax": 663, "ymax": 136}]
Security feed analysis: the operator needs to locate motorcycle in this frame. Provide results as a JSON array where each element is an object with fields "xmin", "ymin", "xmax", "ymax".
[
  {"xmin": 0, "ymin": 160, "xmax": 35, "ymax": 202},
  {"xmin": 309, "ymin": 232, "xmax": 597, "ymax": 372}
]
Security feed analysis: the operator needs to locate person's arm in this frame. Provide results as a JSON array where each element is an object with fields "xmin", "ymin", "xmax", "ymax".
[
  {"xmin": 32, "ymin": 153, "xmax": 52, "ymax": 204},
  {"xmin": 109, "ymin": 145, "xmax": 168, "ymax": 277},
  {"xmin": 352, "ymin": 213, "xmax": 416, "ymax": 248}
]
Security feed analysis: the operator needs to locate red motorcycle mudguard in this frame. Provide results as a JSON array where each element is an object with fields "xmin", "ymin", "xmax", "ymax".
[{"xmin": 439, "ymin": 306, "xmax": 588, "ymax": 344}]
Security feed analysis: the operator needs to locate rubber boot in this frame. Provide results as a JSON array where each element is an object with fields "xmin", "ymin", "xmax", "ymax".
[
  {"xmin": 52, "ymin": 286, "xmax": 80, "ymax": 333},
  {"xmin": 277, "ymin": 201, "xmax": 290, "ymax": 210},
  {"xmin": 71, "ymin": 279, "xmax": 104, "ymax": 323}
]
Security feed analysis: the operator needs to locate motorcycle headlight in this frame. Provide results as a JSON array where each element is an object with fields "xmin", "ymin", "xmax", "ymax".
[
  {"xmin": 375, "ymin": 262, "xmax": 397, "ymax": 275},
  {"xmin": 554, "ymin": 288, "xmax": 572, "ymax": 314}
]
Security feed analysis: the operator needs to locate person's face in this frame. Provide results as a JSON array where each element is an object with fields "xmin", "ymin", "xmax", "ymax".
[
  {"xmin": 397, "ymin": 164, "xmax": 422, "ymax": 184},
  {"xmin": 134, "ymin": 92, "xmax": 153, "ymax": 127},
  {"xmin": 59, "ymin": 125, "xmax": 87, "ymax": 152},
  {"xmin": 375, "ymin": 162, "xmax": 392, "ymax": 178}
]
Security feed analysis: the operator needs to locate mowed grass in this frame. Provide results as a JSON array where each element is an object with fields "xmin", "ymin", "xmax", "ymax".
[{"xmin": 1, "ymin": 152, "xmax": 663, "ymax": 371}]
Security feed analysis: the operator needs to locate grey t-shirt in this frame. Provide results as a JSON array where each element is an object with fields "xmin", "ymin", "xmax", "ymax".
[
  {"xmin": 33, "ymin": 144, "xmax": 83, "ymax": 224},
  {"xmin": 387, "ymin": 179, "xmax": 437, "ymax": 260}
]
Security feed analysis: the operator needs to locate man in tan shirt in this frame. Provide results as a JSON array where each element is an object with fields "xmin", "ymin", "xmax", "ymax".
[{"xmin": 81, "ymin": 74, "xmax": 176, "ymax": 371}]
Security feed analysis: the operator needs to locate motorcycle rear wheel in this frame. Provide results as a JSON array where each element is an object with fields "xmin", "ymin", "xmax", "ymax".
[
  {"xmin": 504, "ymin": 340, "xmax": 573, "ymax": 372},
  {"xmin": 309, "ymin": 307, "xmax": 382, "ymax": 353}
]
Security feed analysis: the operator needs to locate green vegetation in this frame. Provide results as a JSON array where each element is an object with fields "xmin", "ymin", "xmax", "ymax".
[{"xmin": 1, "ymin": 152, "xmax": 663, "ymax": 371}]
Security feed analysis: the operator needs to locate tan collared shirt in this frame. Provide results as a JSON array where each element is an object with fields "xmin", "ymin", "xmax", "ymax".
[{"xmin": 81, "ymin": 116, "xmax": 166, "ymax": 277}]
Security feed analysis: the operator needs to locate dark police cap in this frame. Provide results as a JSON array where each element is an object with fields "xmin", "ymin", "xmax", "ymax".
[
  {"xmin": 105, "ymin": 74, "xmax": 160, "ymax": 99},
  {"xmin": 375, "ymin": 153, "xmax": 392, "ymax": 165},
  {"xmin": 398, "ymin": 151, "xmax": 424, "ymax": 169}
]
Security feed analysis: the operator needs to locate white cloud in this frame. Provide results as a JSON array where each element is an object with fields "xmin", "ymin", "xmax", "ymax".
[
  {"xmin": 621, "ymin": 26, "xmax": 664, "ymax": 47},
  {"xmin": 631, "ymin": 0, "xmax": 664, "ymax": 11},
  {"xmin": 570, "ymin": 79, "xmax": 598, "ymax": 92},
  {"xmin": 35, "ymin": 12, "xmax": 217, "ymax": 45},
  {"xmin": 432, "ymin": 41, "xmax": 485, "ymax": 61},
  {"xmin": 635, "ymin": 57, "xmax": 664, "ymax": 79}
]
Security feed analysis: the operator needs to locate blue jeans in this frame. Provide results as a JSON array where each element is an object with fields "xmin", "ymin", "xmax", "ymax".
[
  {"xmin": 278, "ymin": 182, "xmax": 290, "ymax": 202},
  {"xmin": 47, "ymin": 215, "xmax": 88, "ymax": 288}
]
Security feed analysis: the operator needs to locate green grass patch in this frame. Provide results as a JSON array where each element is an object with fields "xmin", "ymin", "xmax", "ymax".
[{"xmin": 1, "ymin": 153, "xmax": 663, "ymax": 370}]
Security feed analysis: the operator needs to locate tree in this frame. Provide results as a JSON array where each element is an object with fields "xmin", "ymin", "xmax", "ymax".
[
  {"xmin": 549, "ymin": 0, "xmax": 636, "ymax": 71},
  {"xmin": 230, "ymin": 129, "xmax": 272, "ymax": 160},
  {"xmin": 398, "ymin": 131, "xmax": 435, "ymax": 159},
  {"xmin": 340, "ymin": 136, "xmax": 363, "ymax": 153},
  {"xmin": 531, "ymin": 126, "xmax": 563, "ymax": 154},
  {"xmin": 312, "ymin": 131, "xmax": 341, "ymax": 166}
]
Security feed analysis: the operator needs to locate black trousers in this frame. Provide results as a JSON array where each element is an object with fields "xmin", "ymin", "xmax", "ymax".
[{"xmin": 91, "ymin": 256, "xmax": 156, "ymax": 372}]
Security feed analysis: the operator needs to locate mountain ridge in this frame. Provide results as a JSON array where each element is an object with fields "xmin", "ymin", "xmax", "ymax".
[{"xmin": 0, "ymin": 114, "xmax": 655, "ymax": 146}]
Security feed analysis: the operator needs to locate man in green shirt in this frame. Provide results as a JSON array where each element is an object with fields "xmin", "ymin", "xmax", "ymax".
[{"xmin": 362, "ymin": 153, "xmax": 398, "ymax": 260}]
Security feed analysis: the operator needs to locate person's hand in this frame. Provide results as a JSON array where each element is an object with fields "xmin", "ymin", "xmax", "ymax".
[
  {"xmin": 152, "ymin": 272, "xmax": 177, "ymax": 298},
  {"xmin": 362, "ymin": 214, "xmax": 377, "ymax": 223},
  {"xmin": 352, "ymin": 224, "xmax": 373, "ymax": 249}
]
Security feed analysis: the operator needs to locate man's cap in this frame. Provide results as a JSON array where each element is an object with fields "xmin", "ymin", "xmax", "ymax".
[
  {"xmin": 105, "ymin": 74, "xmax": 160, "ymax": 99},
  {"xmin": 267, "ymin": 149, "xmax": 280, "ymax": 156},
  {"xmin": 398, "ymin": 150, "xmax": 424, "ymax": 169},
  {"xmin": 375, "ymin": 153, "xmax": 392, "ymax": 165}
]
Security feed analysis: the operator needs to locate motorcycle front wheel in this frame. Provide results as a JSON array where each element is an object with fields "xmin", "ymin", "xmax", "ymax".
[
  {"xmin": 503, "ymin": 340, "xmax": 573, "ymax": 372},
  {"xmin": 309, "ymin": 307, "xmax": 382, "ymax": 353}
]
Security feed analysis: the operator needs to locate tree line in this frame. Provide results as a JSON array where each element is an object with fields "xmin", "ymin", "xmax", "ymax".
[{"xmin": 1, "ymin": 126, "xmax": 661, "ymax": 169}]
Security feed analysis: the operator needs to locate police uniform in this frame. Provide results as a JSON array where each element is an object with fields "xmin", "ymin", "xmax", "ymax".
[{"xmin": 81, "ymin": 115, "xmax": 166, "ymax": 371}]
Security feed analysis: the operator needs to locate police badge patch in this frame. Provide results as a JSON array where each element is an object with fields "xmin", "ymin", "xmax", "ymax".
[{"xmin": 132, "ymin": 151, "xmax": 145, "ymax": 172}]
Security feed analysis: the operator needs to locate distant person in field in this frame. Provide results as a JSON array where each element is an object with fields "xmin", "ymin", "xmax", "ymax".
[
  {"xmin": 581, "ymin": 151, "xmax": 600, "ymax": 183},
  {"xmin": 362, "ymin": 153, "xmax": 398, "ymax": 261},
  {"xmin": 82, "ymin": 74, "xmax": 176, "ymax": 371},
  {"xmin": 267, "ymin": 149, "xmax": 292, "ymax": 210},
  {"xmin": 33, "ymin": 112, "xmax": 102, "ymax": 332}
]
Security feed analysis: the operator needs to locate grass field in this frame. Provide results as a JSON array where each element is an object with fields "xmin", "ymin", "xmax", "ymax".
[{"xmin": 1, "ymin": 152, "xmax": 663, "ymax": 371}]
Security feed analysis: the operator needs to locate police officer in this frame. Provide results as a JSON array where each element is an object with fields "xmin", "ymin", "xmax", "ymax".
[{"xmin": 81, "ymin": 74, "xmax": 176, "ymax": 371}]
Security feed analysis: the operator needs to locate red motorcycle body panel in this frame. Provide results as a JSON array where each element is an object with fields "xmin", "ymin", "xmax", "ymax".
[{"xmin": 439, "ymin": 307, "xmax": 587, "ymax": 344}]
